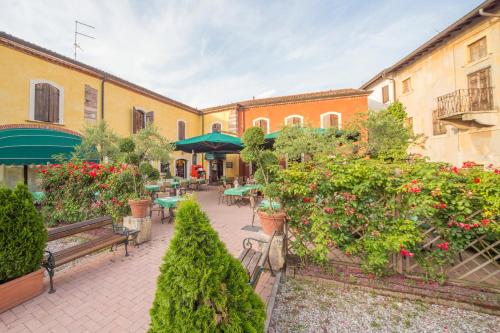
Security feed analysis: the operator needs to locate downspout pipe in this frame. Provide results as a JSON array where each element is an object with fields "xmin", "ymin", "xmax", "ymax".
[{"xmin": 479, "ymin": 8, "xmax": 500, "ymax": 17}]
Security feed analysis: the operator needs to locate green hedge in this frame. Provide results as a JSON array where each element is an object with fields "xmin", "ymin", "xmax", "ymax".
[
  {"xmin": 149, "ymin": 197, "xmax": 265, "ymax": 332},
  {"xmin": 0, "ymin": 184, "xmax": 47, "ymax": 284}
]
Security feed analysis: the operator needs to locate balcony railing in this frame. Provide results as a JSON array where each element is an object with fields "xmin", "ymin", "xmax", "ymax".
[{"xmin": 436, "ymin": 87, "xmax": 494, "ymax": 119}]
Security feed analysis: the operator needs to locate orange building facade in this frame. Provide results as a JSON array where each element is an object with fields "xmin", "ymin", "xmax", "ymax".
[{"xmin": 201, "ymin": 89, "xmax": 370, "ymax": 178}]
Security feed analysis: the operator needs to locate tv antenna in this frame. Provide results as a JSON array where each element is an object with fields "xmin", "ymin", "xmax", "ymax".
[{"xmin": 74, "ymin": 20, "xmax": 95, "ymax": 60}]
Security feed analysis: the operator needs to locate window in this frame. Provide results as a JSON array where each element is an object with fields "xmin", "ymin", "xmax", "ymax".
[
  {"xmin": 30, "ymin": 81, "xmax": 63, "ymax": 123},
  {"xmin": 320, "ymin": 112, "xmax": 341, "ymax": 129},
  {"xmin": 468, "ymin": 37, "xmax": 487, "ymax": 62},
  {"xmin": 432, "ymin": 110, "xmax": 446, "ymax": 136},
  {"xmin": 382, "ymin": 85, "xmax": 389, "ymax": 104},
  {"xmin": 84, "ymin": 85, "xmax": 97, "ymax": 121},
  {"xmin": 132, "ymin": 108, "xmax": 154, "ymax": 133},
  {"xmin": 252, "ymin": 117, "xmax": 269, "ymax": 134},
  {"xmin": 177, "ymin": 120, "xmax": 186, "ymax": 140},
  {"xmin": 402, "ymin": 78, "xmax": 411, "ymax": 94},
  {"xmin": 284, "ymin": 115, "xmax": 303, "ymax": 126},
  {"xmin": 211, "ymin": 122, "xmax": 222, "ymax": 133},
  {"xmin": 467, "ymin": 67, "xmax": 492, "ymax": 111}
]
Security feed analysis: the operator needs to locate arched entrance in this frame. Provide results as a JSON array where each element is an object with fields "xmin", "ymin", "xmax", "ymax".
[{"xmin": 175, "ymin": 158, "xmax": 188, "ymax": 178}]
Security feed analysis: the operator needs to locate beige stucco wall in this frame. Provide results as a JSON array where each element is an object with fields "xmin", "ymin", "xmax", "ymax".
[{"xmin": 392, "ymin": 16, "xmax": 500, "ymax": 165}]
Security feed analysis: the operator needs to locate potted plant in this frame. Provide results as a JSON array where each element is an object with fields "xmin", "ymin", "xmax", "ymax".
[
  {"xmin": 0, "ymin": 184, "xmax": 47, "ymax": 313},
  {"xmin": 119, "ymin": 138, "xmax": 158, "ymax": 218},
  {"xmin": 241, "ymin": 127, "xmax": 284, "ymax": 235}
]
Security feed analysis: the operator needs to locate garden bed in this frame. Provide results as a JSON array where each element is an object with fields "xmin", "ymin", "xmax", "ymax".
[
  {"xmin": 286, "ymin": 260, "xmax": 500, "ymax": 315},
  {"xmin": 268, "ymin": 276, "xmax": 500, "ymax": 333}
]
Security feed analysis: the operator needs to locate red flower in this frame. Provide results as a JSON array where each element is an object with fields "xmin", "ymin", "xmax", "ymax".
[
  {"xmin": 309, "ymin": 183, "xmax": 317, "ymax": 190},
  {"xmin": 473, "ymin": 223, "xmax": 479, "ymax": 228},
  {"xmin": 303, "ymin": 197, "xmax": 313, "ymax": 203},
  {"xmin": 324, "ymin": 207, "xmax": 334, "ymax": 214},
  {"xmin": 464, "ymin": 224, "xmax": 471, "ymax": 231},
  {"xmin": 302, "ymin": 218, "xmax": 310, "ymax": 225},
  {"xmin": 325, "ymin": 172, "xmax": 331, "ymax": 177},
  {"xmin": 411, "ymin": 179, "xmax": 418, "ymax": 184},
  {"xmin": 437, "ymin": 242, "xmax": 449, "ymax": 251},
  {"xmin": 408, "ymin": 187, "xmax": 421, "ymax": 193},
  {"xmin": 89, "ymin": 169, "xmax": 97, "ymax": 178},
  {"xmin": 451, "ymin": 166, "xmax": 459, "ymax": 174},
  {"xmin": 481, "ymin": 219, "xmax": 490, "ymax": 226},
  {"xmin": 462, "ymin": 161, "xmax": 476, "ymax": 168},
  {"xmin": 400, "ymin": 248, "xmax": 414, "ymax": 257},
  {"xmin": 459, "ymin": 222, "xmax": 465, "ymax": 228},
  {"xmin": 474, "ymin": 177, "xmax": 481, "ymax": 184}
]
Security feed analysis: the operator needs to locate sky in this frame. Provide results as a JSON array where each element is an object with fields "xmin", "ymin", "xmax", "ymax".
[{"xmin": 0, "ymin": 0, "xmax": 484, "ymax": 108}]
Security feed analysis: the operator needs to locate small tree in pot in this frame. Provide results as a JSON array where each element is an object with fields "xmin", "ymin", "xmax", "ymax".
[
  {"xmin": 241, "ymin": 127, "xmax": 283, "ymax": 235},
  {"xmin": 0, "ymin": 184, "xmax": 47, "ymax": 313}
]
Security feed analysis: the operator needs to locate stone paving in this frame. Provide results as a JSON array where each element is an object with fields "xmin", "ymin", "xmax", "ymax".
[{"xmin": 0, "ymin": 187, "xmax": 276, "ymax": 333}]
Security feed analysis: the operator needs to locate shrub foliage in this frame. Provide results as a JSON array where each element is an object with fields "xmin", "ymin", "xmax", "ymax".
[
  {"xmin": 0, "ymin": 184, "xmax": 47, "ymax": 283},
  {"xmin": 149, "ymin": 198, "xmax": 265, "ymax": 333}
]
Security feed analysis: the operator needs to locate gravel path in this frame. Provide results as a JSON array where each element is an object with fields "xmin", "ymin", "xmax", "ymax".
[{"xmin": 269, "ymin": 277, "xmax": 499, "ymax": 333}]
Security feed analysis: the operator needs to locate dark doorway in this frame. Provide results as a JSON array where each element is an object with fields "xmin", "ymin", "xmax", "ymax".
[
  {"xmin": 209, "ymin": 160, "xmax": 224, "ymax": 183},
  {"xmin": 175, "ymin": 159, "xmax": 187, "ymax": 178}
]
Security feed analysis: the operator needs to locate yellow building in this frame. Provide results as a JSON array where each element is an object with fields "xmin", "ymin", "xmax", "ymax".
[{"xmin": 361, "ymin": 0, "xmax": 500, "ymax": 166}]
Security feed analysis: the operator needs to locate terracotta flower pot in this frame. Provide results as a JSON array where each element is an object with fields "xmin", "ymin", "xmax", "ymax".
[
  {"xmin": 0, "ymin": 269, "xmax": 45, "ymax": 314},
  {"xmin": 128, "ymin": 198, "xmax": 151, "ymax": 218},
  {"xmin": 257, "ymin": 210, "xmax": 286, "ymax": 235}
]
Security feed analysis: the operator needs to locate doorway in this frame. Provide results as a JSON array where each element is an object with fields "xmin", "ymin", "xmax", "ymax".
[
  {"xmin": 209, "ymin": 160, "xmax": 224, "ymax": 183},
  {"xmin": 175, "ymin": 159, "xmax": 188, "ymax": 178}
]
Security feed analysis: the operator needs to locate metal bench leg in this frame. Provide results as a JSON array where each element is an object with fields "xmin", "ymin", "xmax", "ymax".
[
  {"xmin": 43, "ymin": 251, "xmax": 56, "ymax": 293},
  {"xmin": 267, "ymin": 255, "xmax": 275, "ymax": 277},
  {"xmin": 124, "ymin": 239, "xmax": 129, "ymax": 257}
]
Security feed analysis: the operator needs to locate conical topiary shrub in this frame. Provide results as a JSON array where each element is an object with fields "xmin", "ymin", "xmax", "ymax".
[{"xmin": 149, "ymin": 197, "xmax": 265, "ymax": 333}]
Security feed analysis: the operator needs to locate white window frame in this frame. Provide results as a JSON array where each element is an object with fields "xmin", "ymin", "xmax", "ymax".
[
  {"xmin": 177, "ymin": 119, "xmax": 187, "ymax": 140},
  {"xmin": 210, "ymin": 121, "xmax": 223, "ymax": 133},
  {"xmin": 252, "ymin": 117, "xmax": 270, "ymax": 134},
  {"xmin": 320, "ymin": 112, "xmax": 342, "ymax": 129},
  {"xmin": 284, "ymin": 115, "xmax": 304, "ymax": 126},
  {"xmin": 29, "ymin": 79, "xmax": 64, "ymax": 124}
]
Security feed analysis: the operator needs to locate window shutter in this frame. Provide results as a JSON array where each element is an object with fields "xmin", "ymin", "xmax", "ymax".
[
  {"xmin": 132, "ymin": 108, "xmax": 139, "ymax": 133},
  {"xmin": 146, "ymin": 111, "xmax": 154, "ymax": 125},
  {"xmin": 48, "ymin": 84, "xmax": 60, "ymax": 123},
  {"xmin": 178, "ymin": 121, "xmax": 186, "ymax": 140},
  {"xmin": 34, "ymin": 83, "xmax": 48, "ymax": 121}
]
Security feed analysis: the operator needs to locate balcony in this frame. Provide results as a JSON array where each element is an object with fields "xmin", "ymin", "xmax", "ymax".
[{"xmin": 436, "ymin": 88, "xmax": 497, "ymax": 128}]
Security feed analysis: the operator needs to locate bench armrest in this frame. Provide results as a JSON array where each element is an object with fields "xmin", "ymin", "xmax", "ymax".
[{"xmin": 112, "ymin": 224, "xmax": 130, "ymax": 237}]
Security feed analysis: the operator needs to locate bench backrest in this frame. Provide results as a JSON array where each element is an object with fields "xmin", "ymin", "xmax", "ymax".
[{"xmin": 47, "ymin": 216, "xmax": 113, "ymax": 242}]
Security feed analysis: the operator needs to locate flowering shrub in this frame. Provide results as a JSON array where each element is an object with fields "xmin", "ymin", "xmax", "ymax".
[
  {"xmin": 37, "ymin": 160, "xmax": 136, "ymax": 226},
  {"xmin": 276, "ymin": 157, "xmax": 499, "ymax": 279}
]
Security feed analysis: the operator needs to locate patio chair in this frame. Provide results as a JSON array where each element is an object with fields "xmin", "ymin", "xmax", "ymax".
[
  {"xmin": 150, "ymin": 192, "xmax": 169, "ymax": 218},
  {"xmin": 218, "ymin": 185, "xmax": 228, "ymax": 205},
  {"xmin": 249, "ymin": 195, "xmax": 262, "ymax": 227}
]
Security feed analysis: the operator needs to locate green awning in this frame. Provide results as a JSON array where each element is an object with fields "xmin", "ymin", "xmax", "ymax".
[
  {"xmin": 0, "ymin": 127, "xmax": 83, "ymax": 165},
  {"xmin": 175, "ymin": 132, "xmax": 243, "ymax": 153}
]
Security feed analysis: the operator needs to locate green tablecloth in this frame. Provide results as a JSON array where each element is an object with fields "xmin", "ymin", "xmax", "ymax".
[
  {"xmin": 31, "ymin": 191, "xmax": 44, "ymax": 202},
  {"xmin": 259, "ymin": 199, "xmax": 281, "ymax": 210},
  {"xmin": 223, "ymin": 184, "xmax": 261, "ymax": 197},
  {"xmin": 145, "ymin": 184, "xmax": 160, "ymax": 192},
  {"xmin": 155, "ymin": 196, "xmax": 184, "ymax": 209}
]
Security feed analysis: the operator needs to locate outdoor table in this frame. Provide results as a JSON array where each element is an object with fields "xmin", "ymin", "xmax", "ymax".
[
  {"xmin": 223, "ymin": 185, "xmax": 260, "ymax": 206},
  {"xmin": 145, "ymin": 184, "xmax": 161, "ymax": 201},
  {"xmin": 154, "ymin": 196, "xmax": 185, "ymax": 223},
  {"xmin": 259, "ymin": 199, "xmax": 281, "ymax": 210},
  {"xmin": 31, "ymin": 191, "xmax": 44, "ymax": 203}
]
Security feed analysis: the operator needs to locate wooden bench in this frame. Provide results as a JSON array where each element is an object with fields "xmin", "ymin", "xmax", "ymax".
[
  {"xmin": 238, "ymin": 231, "xmax": 276, "ymax": 288},
  {"xmin": 42, "ymin": 216, "xmax": 132, "ymax": 294}
]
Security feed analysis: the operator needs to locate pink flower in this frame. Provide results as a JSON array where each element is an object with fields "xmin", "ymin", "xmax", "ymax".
[
  {"xmin": 324, "ymin": 207, "xmax": 334, "ymax": 214},
  {"xmin": 408, "ymin": 187, "xmax": 421, "ymax": 193},
  {"xmin": 437, "ymin": 242, "xmax": 449, "ymax": 251}
]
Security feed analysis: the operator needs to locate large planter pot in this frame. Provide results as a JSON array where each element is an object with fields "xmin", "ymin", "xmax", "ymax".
[
  {"xmin": 0, "ymin": 269, "xmax": 45, "ymax": 314},
  {"xmin": 257, "ymin": 211, "xmax": 286, "ymax": 236},
  {"xmin": 128, "ymin": 198, "xmax": 151, "ymax": 218}
]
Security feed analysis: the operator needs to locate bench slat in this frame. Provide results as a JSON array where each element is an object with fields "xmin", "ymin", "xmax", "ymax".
[
  {"xmin": 48, "ymin": 216, "xmax": 113, "ymax": 241},
  {"xmin": 241, "ymin": 249, "xmax": 256, "ymax": 269},
  {"xmin": 246, "ymin": 252, "xmax": 262, "ymax": 278},
  {"xmin": 238, "ymin": 248, "xmax": 250, "ymax": 261},
  {"xmin": 46, "ymin": 233, "xmax": 127, "ymax": 267}
]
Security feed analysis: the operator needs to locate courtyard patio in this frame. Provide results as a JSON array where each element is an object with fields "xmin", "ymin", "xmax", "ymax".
[{"xmin": 0, "ymin": 187, "xmax": 276, "ymax": 333}]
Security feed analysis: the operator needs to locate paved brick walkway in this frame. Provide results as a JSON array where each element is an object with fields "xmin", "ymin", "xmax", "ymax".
[{"xmin": 0, "ymin": 187, "xmax": 276, "ymax": 332}]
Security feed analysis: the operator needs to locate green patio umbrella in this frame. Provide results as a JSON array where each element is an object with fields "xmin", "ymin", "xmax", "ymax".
[
  {"xmin": 0, "ymin": 127, "xmax": 84, "ymax": 165},
  {"xmin": 174, "ymin": 132, "xmax": 244, "ymax": 153}
]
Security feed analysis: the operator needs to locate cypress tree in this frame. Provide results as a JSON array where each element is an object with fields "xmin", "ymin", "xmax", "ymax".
[
  {"xmin": 0, "ymin": 184, "xmax": 47, "ymax": 283},
  {"xmin": 149, "ymin": 197, "xmax": 265, "ymax": 333}
]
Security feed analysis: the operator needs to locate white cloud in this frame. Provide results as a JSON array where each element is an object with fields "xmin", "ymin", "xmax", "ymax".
[{"xmin": 0, "ymin": 0, "xmax": 484, "ymax": 108}]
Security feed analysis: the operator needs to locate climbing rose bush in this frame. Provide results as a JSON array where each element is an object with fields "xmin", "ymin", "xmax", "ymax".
[
  {"xmin": 276, "ymin": 156, "xmax": 499, "ymax": 279},
  {"xmin": 37, "ymin": 160, "xmax": 136, "ymax": 225}
]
